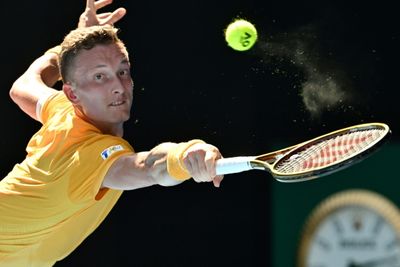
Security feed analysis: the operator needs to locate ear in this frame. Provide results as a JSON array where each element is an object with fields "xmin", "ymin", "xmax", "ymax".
[{"xmin": 63, "ymin": 83, "xmax": 79, "ymax": 104}]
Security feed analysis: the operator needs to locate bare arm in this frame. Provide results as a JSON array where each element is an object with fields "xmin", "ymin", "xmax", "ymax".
[
  {"xmin": 102, "ymin": 143, "xmax": 183, "ymax": 190},
  {"xmin": 9, "ymin": 53, "xmax": 59, "ymax": 121},
  {"xmin": 102, "ymin": 142, "xmax": 224, "ymax": 190}
]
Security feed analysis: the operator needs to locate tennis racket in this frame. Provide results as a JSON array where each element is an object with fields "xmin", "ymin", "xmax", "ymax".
[{"xmin": 216, "ymin": 122, "xmax": 391, "ymax": 182}]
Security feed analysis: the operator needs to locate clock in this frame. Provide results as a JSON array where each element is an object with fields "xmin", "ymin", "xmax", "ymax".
[{"xmin": 297, "ymin": 189, "xmax": 400, "ymax": 267}]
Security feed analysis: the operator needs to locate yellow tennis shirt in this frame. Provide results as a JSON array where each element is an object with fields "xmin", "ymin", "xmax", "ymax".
[{"xmin": 0, "ymin": 91, "xmax": 134, "ymax": 266}]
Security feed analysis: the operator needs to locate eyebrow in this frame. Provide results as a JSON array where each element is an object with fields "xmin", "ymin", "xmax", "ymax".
[
  {"xmin": 121, "ymin": 58, "xmax": 130, "ymax": 65},
  {"xmin": 93, "ymin": 59, "xmax": 130, "ymax": 69}
]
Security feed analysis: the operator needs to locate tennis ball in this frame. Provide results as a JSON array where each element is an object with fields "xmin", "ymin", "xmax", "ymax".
[{"xmin": 225, "ymin": 19, "xmax": 258, "ymax": 51}]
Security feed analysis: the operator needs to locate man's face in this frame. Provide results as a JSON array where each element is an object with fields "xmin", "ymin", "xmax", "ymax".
[{"xmin": 67, "ymin": 43, "xmax": 133, "ymax": 127}]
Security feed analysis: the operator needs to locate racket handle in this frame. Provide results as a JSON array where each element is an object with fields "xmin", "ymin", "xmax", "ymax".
[{"xmin": 216, "ymin": 157, "xmax": 254, "ymax": 175}]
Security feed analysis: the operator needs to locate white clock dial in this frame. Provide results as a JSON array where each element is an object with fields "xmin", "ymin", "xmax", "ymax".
[{"xmin": 298, "ymin": 190, "xmax": 400, "ymax": 267}]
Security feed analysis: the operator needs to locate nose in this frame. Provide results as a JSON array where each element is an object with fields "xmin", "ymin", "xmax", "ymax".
[
  {"xmin": 112, "ymin": 77, "xmax": 131, "ymax": 94},
  {"xmin": 112, "ymin": 86, "xmax": 123, "ymax": 94}
]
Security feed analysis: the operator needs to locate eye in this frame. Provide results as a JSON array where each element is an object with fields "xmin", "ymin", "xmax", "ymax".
[
  {"xmin": 119, "ymin": 69, "xmax": 130, "ymax": 77},
  {"xmin": 94, "ymin": 73, "xmax": 105, "ymax": 81}
]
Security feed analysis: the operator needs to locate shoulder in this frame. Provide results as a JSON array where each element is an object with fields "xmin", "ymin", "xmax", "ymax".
[
  {"xmin": 39, "ymin": 91, "xmax": 71, "ymax": 123},
  {"xmin": 72, "ymin": 133, "xmax": 135, "ymax": 166}
]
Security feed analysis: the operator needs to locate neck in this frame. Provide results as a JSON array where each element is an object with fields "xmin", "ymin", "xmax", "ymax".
[
  {"xmin": 96, "ymin": 122, "xmax": 124, "ymax": 137},
  {"xmin": 74, "ymin": 107, "xmax": 125, "ymax": 137}
]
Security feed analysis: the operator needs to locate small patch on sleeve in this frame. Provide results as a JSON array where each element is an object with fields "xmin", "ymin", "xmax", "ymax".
[{"xmin": 101, "ymin": 145, "xmax": 124, "ymax": 160}]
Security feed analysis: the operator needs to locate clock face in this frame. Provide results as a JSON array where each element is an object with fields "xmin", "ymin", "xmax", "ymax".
[
  {"xmin": 298, "ymin": 190, "xmax": 400, "ymax": 267},
  {"xmin": 306, "ymin": 206, "xmax": 400, "ymax": 267}
]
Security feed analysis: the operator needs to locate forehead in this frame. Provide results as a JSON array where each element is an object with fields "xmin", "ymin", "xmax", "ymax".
[{"xmin": 74, "ymin": 43, "xmax": 130, "ymax": 68}]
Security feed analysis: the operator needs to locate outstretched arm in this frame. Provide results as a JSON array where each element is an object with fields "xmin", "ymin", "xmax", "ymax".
[
  {"xmin": 102, "ymin": 141, "xmax": 224, "ymax": 190},
  {"xmin": 9, "ymin": 0, "xmax": 126, "ymax": 122}
]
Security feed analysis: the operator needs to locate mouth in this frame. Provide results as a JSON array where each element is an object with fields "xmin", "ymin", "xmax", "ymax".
[{"xmin": 109, "ymin": 100, "xmax": 126, "ymax": 107}]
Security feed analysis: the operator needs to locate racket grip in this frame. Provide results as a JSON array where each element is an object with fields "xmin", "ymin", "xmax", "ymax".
[{"xmin": 216, "ymin": 157, "xmax": 254, "ymax": 175}]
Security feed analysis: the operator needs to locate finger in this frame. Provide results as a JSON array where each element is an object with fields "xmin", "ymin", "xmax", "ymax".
[
  {"xmin": 94, "ymin": 0, "xmax": 113, "ymax": 10},
  {"xmin": 182, "ymin": 153, "xmax": 195, "ymax": 178},
  {"xmin": 100, "ymin": 8, "xmax": 126, "ymax": 25},
  {"xmin": 204, "ymin": 150, "xmax": 218, "ymax": 177},
  {"xmin": 212, "ymin": 175, "xmax": 224, "ymax": 188},
  {"xmin": 184, "ymin": 150, "xmax": 207, "ymax": 182},
  {"xmin": 194, "ymin": 151, "xmax": 210, "ymax": 182},
  {"xmin": 86, "ymin": 0, "xmax": 95, "ymax": 10},
  {"xmin": 97, "ymin": 12, "xmax": 112, "ymax": 19}
]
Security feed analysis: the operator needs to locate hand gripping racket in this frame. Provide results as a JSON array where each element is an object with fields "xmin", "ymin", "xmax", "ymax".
[{"xmin": 216, "ymin": 122, "xmax": 391, "ymax": 182}]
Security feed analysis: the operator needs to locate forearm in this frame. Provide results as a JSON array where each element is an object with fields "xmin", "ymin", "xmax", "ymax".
[
  {"xmin": 102, "ymin": 140, "xmax": 221, "ymax": 190},
  {"xmin": 10, "ymin": 52, "xmax": 59, "ymax": 120},
  {"xmin": 13, "ymin": 52, "xmax": 60, "ymax": 89},
  {"xmin": 145, "ymin": 142, "xmax": 185, "ymax": 186},
  {"xmin": 102, "ymin": 143, "xmax": 184, "ymax": 190},
  {"xmin": 40, "ymin": 49, "xmax": 61, "ymax": 87}
]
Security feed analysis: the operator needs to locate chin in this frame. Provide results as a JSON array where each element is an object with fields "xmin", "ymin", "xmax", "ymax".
[
  {"xmin": 116, "ymin": 112, "xmax": 131, "ymax": 123},
  {"xmin": 122, "ymin": 115, "xmax": 131, "ymax": 122}
]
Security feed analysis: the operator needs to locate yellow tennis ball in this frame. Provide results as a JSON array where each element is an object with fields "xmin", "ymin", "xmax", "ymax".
[{"xmin": 225, "ymin": 19, "xmax": 258, "ymax": 51}]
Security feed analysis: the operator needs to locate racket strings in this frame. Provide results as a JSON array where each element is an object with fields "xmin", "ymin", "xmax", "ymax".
[{"xmin": 274, "ymin": 129, "xmax": 386, "ymax": 174}]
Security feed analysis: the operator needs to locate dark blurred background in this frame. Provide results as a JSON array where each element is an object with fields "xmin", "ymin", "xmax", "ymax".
[{"xmin": 1, "ymin": 0, "xmax": 399, "ymax": 266}]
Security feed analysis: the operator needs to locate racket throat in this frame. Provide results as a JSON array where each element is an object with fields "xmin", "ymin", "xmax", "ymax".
[{"xmin": 250, "ymin": 162, "xmax": 268, "ymax": 171}]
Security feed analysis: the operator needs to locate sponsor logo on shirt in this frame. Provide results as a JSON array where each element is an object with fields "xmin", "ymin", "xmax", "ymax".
[{"xmin": 101, "ymin": 145, "xmax": 124, "ymax": 160}]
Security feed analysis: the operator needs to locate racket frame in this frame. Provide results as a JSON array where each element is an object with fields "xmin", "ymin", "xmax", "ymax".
[{"xmin": 268, "ymin": 122, "xmax": 391, "ymax": 182}]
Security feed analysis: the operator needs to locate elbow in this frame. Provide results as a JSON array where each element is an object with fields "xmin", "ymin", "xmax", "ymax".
[
  {"xmin": 9, "ymin": 74, "xmax": 31, "ymax": 105},
  {"xmin": 156, "ymin": 177, "xmax": 183, "ymax": 187},
  {"xmin": 9, "ymin": 79, "xmax": 22, "ymax": 103}
]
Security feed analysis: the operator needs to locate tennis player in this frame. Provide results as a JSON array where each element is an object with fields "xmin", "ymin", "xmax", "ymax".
[{"xmin": 0, "ymin": 0, "xmax": 223, "ymax": 266}]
